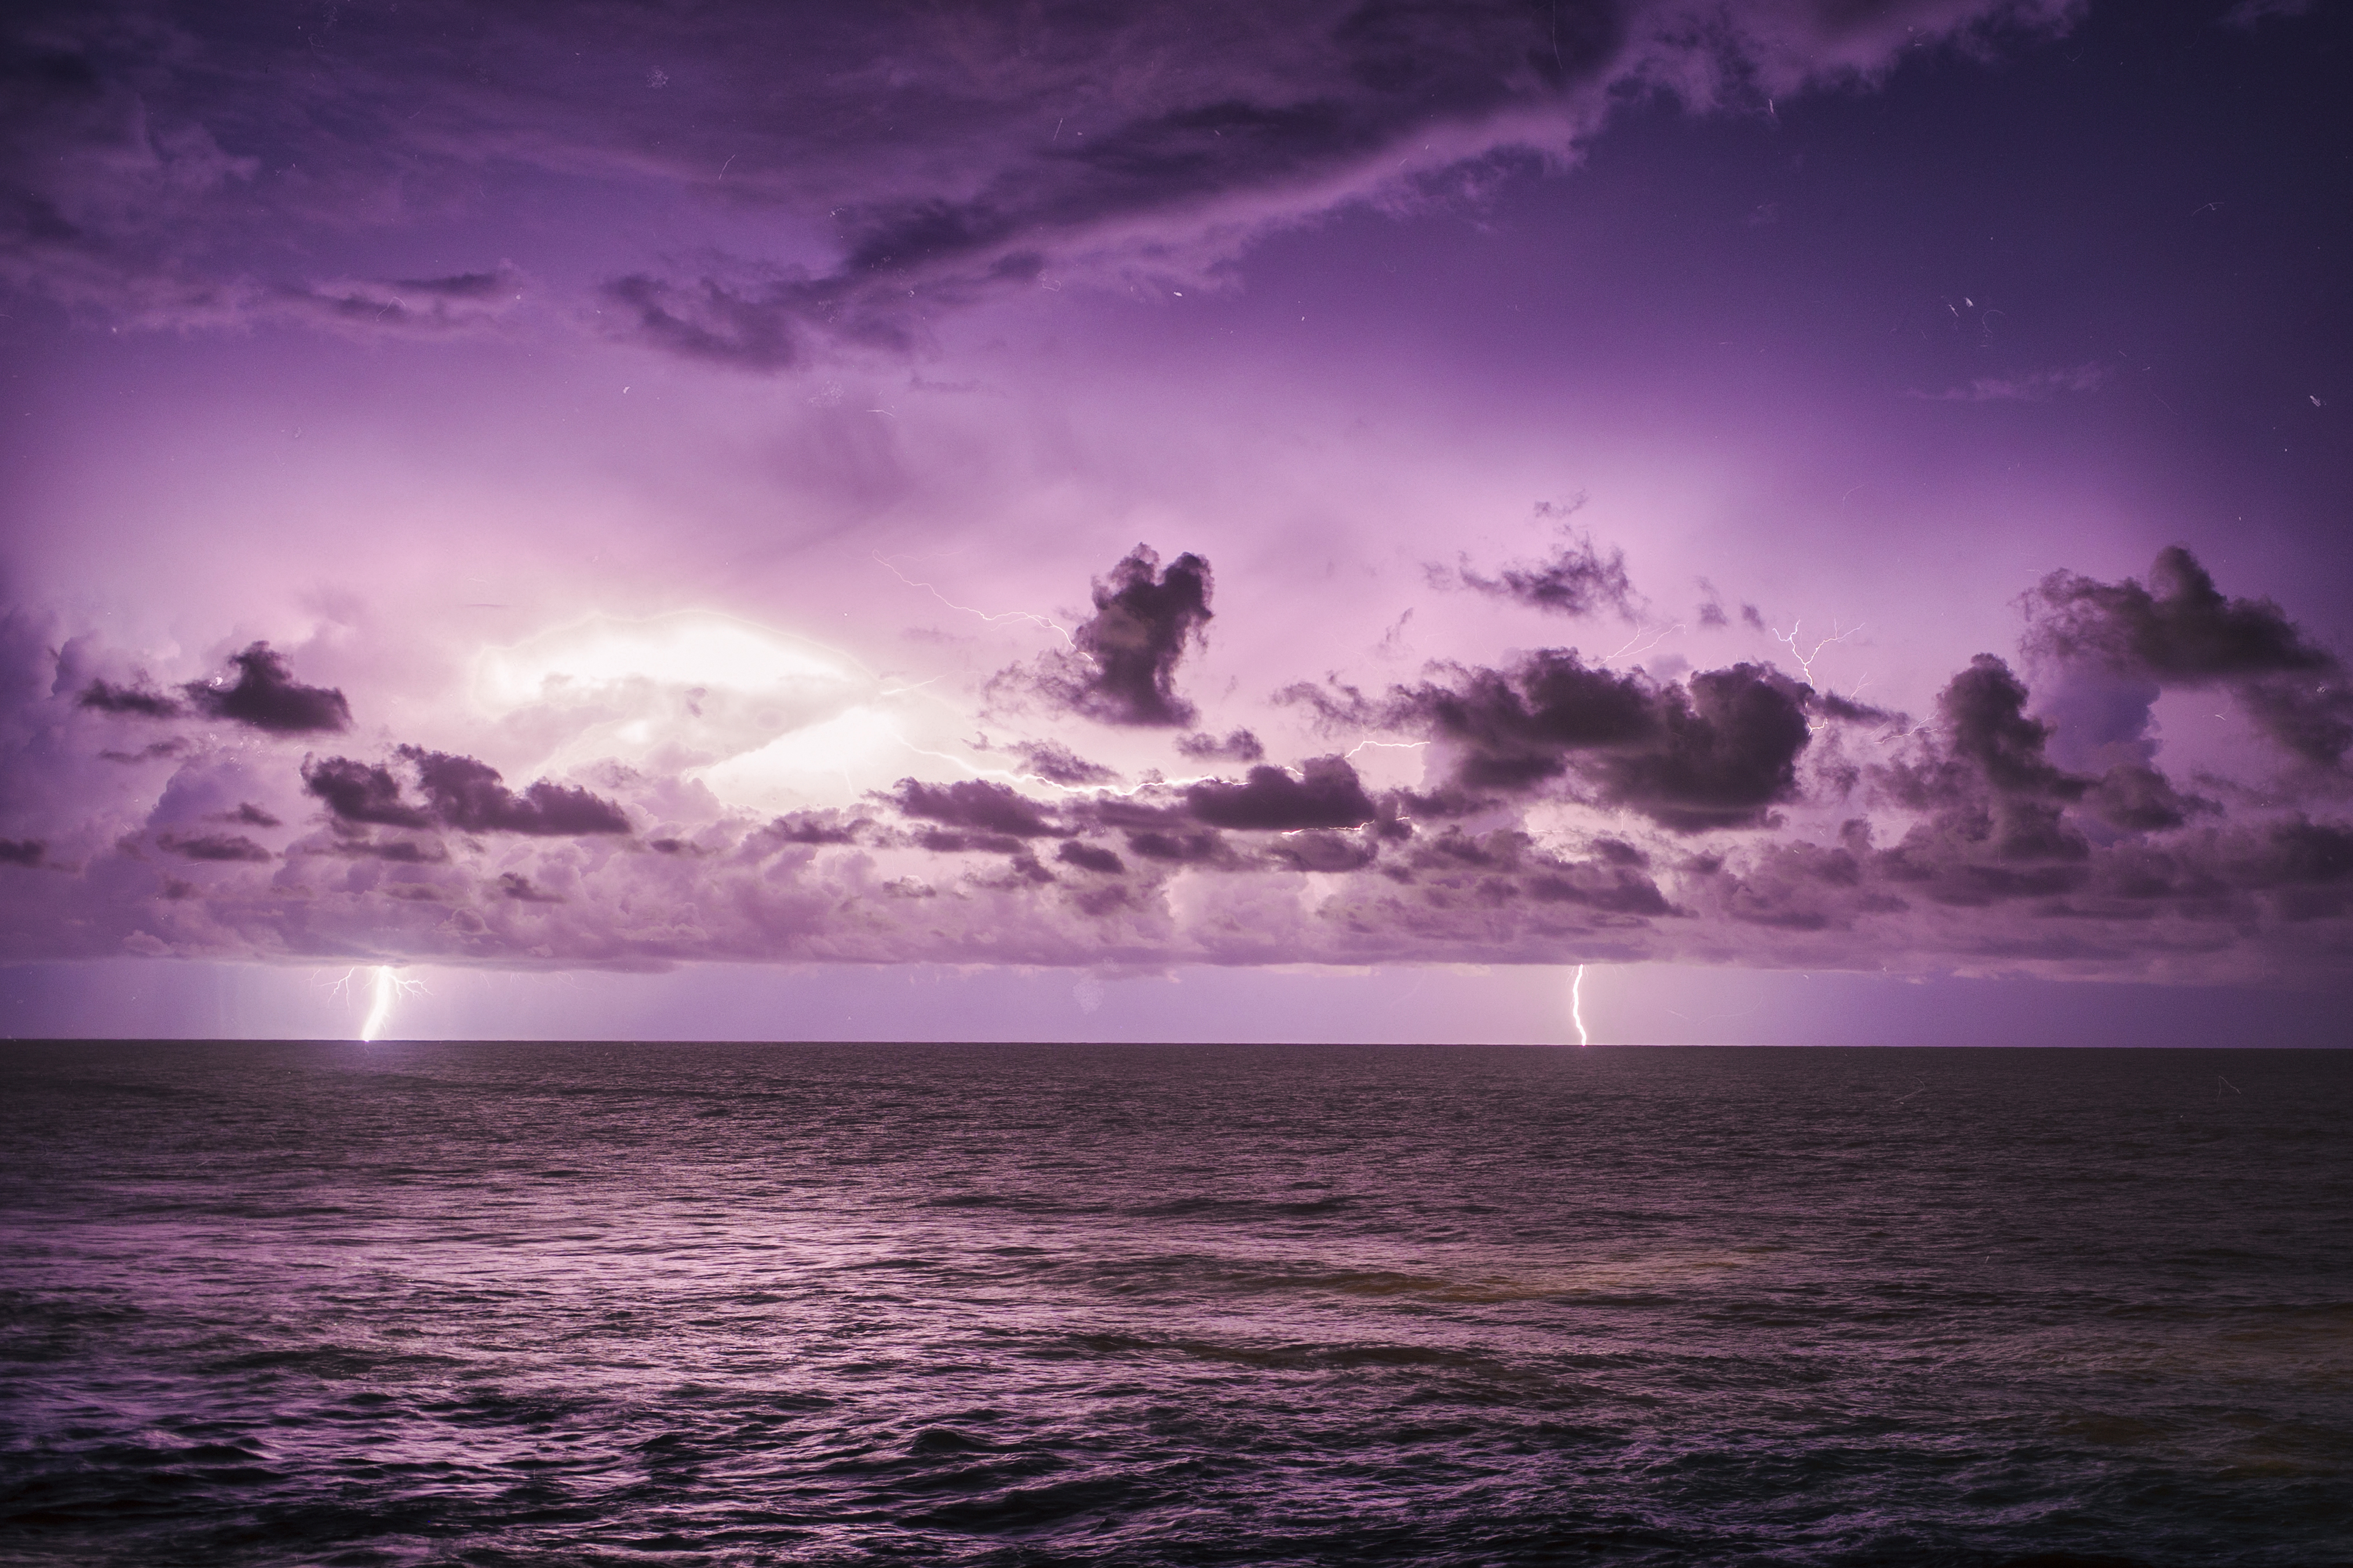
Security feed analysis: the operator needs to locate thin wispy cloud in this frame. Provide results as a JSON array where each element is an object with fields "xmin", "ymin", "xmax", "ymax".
[{"xmin": 1909, "ymin": 363, "xmax": 2108, "ymax": 403}]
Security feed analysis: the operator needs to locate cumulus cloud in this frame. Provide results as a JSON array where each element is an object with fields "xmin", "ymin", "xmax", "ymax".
[
  {"xmin": 156, "ymin": 829, "xmax": 272, "ymax": 862},
  {"xmin": 77, "ymin": 678, "xmax": 183, "ymax": 718},
  {"xmin": 1448, "ymin": 521, "xmax": 1638, "ymax": 619},
  {"xmin": 1008, "ymin": 740, "xmax": 1121, "ymax": 786},
  {"xmin": 887, "ymin": 777, "xmax": 1064, "ymax": 840},
  {"xmin": 1351, "ymin": 651, "xmax": 1818, "ymax": 831},
  {"xmin": 1176, "ymin": 729, "xmax": 1267, "ymax": 763},
  {"xmin": 2026, "ymin": 546, "xmax": 2353, "ymax": 770},
  {"xmin": 1007, "ymin": 546, "xmax": 1214, "ymax": 728},
  {"xmin": 301, "ymin": 757, "xmax": 433, "ymax": 830},
  {"xmin": 303, "ymin": 748, "xmax": 630, "ymax": 836},
  {"xmin": 401, "ymin": 749, "xmax": 633, "ymax": 836},
  {"xmin": 1185, "ymin": 756, "xmax": 1377, "ymax": 832},
  {"xmin": 6, "ymin": 544, "xmax": 2353, "ymax": 985},
  {"xmin": 181, "ymin": 644, "xmax": 352, "ymax": 734},
  {"xmin": 77, "ymin": 643, "xmax": 352, "ymax": 734}
]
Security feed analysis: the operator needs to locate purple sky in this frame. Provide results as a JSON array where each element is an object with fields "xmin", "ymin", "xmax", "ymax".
[{"xmin": 3, "ymin": 0, "xmax": 2350, "ymax": 1043}]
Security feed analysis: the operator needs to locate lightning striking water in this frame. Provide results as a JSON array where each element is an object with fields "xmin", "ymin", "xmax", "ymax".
[
  {"xmin": 356, "ymin": 966, "xmax": 424, "ymax": 1042},
  {"xmin": 1570, "ymin": 964, "xmax": 1590, "ymax": 1047}
]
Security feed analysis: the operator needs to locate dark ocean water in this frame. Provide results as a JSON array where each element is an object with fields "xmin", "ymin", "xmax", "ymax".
[{"xmin": 1, "ymin": 1043, "xmax": 2348, "ymax": 1568}]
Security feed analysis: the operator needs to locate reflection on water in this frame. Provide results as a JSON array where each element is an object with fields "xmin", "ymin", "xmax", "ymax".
[{"xmin": 1, "ymin": 1041, "xmax": 2348, "ymax": 1566}]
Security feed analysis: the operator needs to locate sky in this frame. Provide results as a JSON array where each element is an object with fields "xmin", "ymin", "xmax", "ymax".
[{"xmin": 3, "ymin": 0, "xmax": 2350, "ymax": 1044}]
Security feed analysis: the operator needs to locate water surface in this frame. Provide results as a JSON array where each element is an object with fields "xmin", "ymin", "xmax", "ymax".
[{"xmin": 2, "ymin": 1042, "xmax": 2348, "ymax": 1566}]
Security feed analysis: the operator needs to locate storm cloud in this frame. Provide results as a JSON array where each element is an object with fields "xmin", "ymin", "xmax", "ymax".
[
  {"xmin": 1, "ymin": 0, "xmax": 2082, "ymax": 355},
  {"xmin": 183, "ymin": 644, "xmax": 351, "ymax": 734},
  {"xmin": 2027, "ymin": 547, "xmax": 2353, "ymax": 769},
  {"xmin": 303, "ymin": 749, "xmax": 630, "ymax": 836},
  {"xmin": 1019, "ymin": 547, "xmax": 1215, "ymax": 728},
  {"xmin": 1451, "ymin": 529, "xmax": 1637, "ymax": 620},
  {"xmin": 76, "ymin": 678, "xmax": 184, "ymax": 719},
  {"xmin": 1366, "ymin": 651, "xmax": 1815, "ymax": 830}
]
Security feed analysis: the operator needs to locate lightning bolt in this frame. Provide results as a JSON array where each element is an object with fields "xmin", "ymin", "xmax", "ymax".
[
  {"xmin": 1599, "ymin": 621, "xmax": 1683, "ymax": 666},
  {"xmin": 1570, "ymin": 963, "xmax": 1590, "ymax": 1047},
  {"xmin": 874, "ymin": 554, "xmax": 1074, "ymax": 646},
  {"xmin": 1343, "ymin": 737, "xmax": 1429, "ymax": 759},
  {"xmin": 1772, "ymin": 617, "xmax": 1863, "ymax": 689},
  {"xmin": 352, "ymin": 964, "xmax": 425, "ymax": 1042}
]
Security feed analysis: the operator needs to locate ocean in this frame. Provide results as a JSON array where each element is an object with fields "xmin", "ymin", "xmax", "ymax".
[{"xmin": 1, "ymin": 1041, "xmax": 2347, "ymax": 1567}]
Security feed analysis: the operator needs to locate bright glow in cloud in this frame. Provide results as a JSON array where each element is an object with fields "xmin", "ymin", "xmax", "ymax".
[{"xmin": 473, "ymin": 612, "xmax": 874, "ymax": 776}]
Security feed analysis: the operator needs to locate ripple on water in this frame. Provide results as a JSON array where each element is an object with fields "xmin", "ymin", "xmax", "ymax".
[{"xmin": 0, "ymin": 1041, "xmax": 2348, "ymax": 1566}]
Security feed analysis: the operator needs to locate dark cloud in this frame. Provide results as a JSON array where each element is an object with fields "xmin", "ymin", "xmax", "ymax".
[
  {"xmin": 2087, "ymin": 764, "xmax": 2213, "ymax": 834},
  {"xmin": 764, "ymin": 810, "xmax": 869, "ymax": 846},
  {"xmin": 2026, "ymin": 547, "xmax": 2352, "ymax": 767},
  {"xmin": 1453, "ymin": 532, "xmax": 1636, "ymax": 619},
  {"xmin": 1939, "ymin": 655, "xmax": 2086, "ymax": 799},
  {"xmin": 1025, "ymin": 546, "xmax": 1214, "ymax": 728},
  {"xmin": 1265, "ymin": 828, "xmax": 1380, "ymax": 873},
  {"xmin": 183, "ymin": 644, "xmax": 351, "ymax": 734},
  {"xmin": 1055, "ymin": 840, "xmax": 1125, "ymax": 875},
  {"xmin": 397, "ymin": 748, "xmax": 632, "ymax": 836},
  {"xmin": 497, "ymin": 871, "xmax": 563, "ymax": 902},
  {"xmin": 157, "ymin": 830, "xmax": 271, "ymax": 862},
  {"xmin": 273, "ymin": 265, "xmax": 527, "ymax": 341},
  {"xmin": 2030, "ymin": 546, "xmax": 2334, "ymax": 683},
  {"xmin": 1845, "ymin": 655, "xmax": 2278, "ymax": 915},
  {"xmin": 1371, "ymin": 652, "xmax": 1818, "ymax": 830},
  {"xmin": 601, "ymin": 274, "xmax": 805, "ymax": 371},
  {"xmin": 1175, "ymin": 728, "xmax": 1265, "ymax": 763},
  {"xmin": 1010, "ymin": 740, "xmax": 1119, "ymax": 785},
  {"xmin": 1387, "ymin": 827, "xmax": 1674, "ymax": 916},
  {"xmin": 19, "ymin": 599, "xmax": 2353, "ymax": 981},
  {"xmin": 304, "ymin": 750, "xmax": 629, "ymax": 835},
  {"xmin": 312, "ymin": 836, "xmax": 448, "ymax": 865},
  {"xmin": 1808, "ymin": 689, "xmax": 1905, "ymax": 728},
  {"xmin": 1391, "ymin": 652, "xmax": 1658, "ymax": 791},
  {"xmin": 77, "ymin": 678, "xmax": 184, "ymax": 718},
  {"xmin": 915, "ymin": 828, "xmax": 1029, "ymax": 856},
  {"xmin": 887, "ymin": 777, "xmax": 1063, "ymax": 839},
  {"xmin": 1595, "ymin": 665, "xmax": 1816, "ymax": 832},
  {"xmin": 2235, "ymin": 678, "xmax": 2353, "ymax": 772},
  {"xmin": 302, "ymin": 758, "xmax": 434, "ymax": 829},
  {"xmin": 1185, "ymin": 756, "xmax": 1376, "ymax": 832},
  {"xmin": 100, "ymin": 739, "xmax": 187, "ymax": 764},
  {"xmin": 1123, "ymin": 828, "xmax": 1233, "ymax": 865},
  {"xmin": 228, "ymin": 802, "xmax": 279, "ymax": 827},
  {"xmin": 1873, "ymin": 659, "xmax": 2108, "ymax": 873},
  {"xmin": 1, "ymin": 1, "xmax": 2080, "ymax": 354}
]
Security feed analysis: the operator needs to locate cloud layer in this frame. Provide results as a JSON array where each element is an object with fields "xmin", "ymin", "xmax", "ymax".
[
  {"xmin": 2, "ymin": 0, "xmax": 2080, "ymax": 356},
  {"xmin": 3, "ymin": 546, "xmax": 2347, "ymax": 986}
]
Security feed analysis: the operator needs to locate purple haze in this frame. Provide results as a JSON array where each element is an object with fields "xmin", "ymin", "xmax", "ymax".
[{"xmin": 2, "ymin": 1, "xmax": 2350, "ymax": 1042}]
